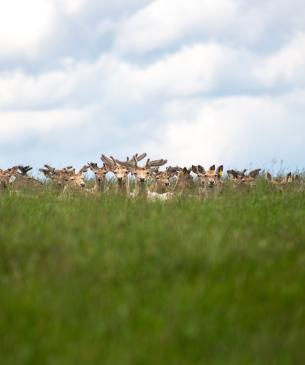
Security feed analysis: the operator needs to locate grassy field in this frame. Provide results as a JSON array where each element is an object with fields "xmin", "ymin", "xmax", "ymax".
[{"xmin": 1, "ymin": 184, "xmax": 305, "ymax": 364}]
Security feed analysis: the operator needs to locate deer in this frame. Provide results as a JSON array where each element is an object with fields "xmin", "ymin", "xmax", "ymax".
[
  {"xmin": 0, "ymin": 167, "xmax": 19, "ymax": 191},
  {"xmin": 266, "ymin": 172, "xmax": 300, "ymax": 189},
  {"xmin": 10, "ymin": 165, "xmax": 42, "ymax": 189},
  {"xmin": 39, "ymin": 165, "xmax": 88, "ymax": 192},
  {"xmin": 87, "ymin": 161, "xmax": 112, "ymax": 193},
  {"xmin": 227, "ymin": 168, "xmax": 261, "ymax": 187},
  {"xmin": 147, "ymin": 166, "xmax": 178, "ymax": 201},
  {"xmin": 191, "ymin": 165, "xmax": 224, "ymax": 196},
  {"xmin": 174, "ymin": 167, "xmax": 194, "ymax": 193},
  {"xmin": 115, "ymin": 153, "xmax": 167, "ymax": 198},
  {"xmin": 101, "ymin": 154, "xmax": 134, "ymax": 195}
]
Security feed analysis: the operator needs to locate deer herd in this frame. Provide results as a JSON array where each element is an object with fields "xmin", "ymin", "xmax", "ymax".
[{"xmin": 0, "ymin": 153, "xmax": 301, "ymax": 200}]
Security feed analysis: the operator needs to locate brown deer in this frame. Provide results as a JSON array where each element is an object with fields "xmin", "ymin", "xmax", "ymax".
[
  {"xmin": 0, "ymin": 167, "xmax": 19, "ymax": 191},
  {"xmin": 174, "ymin": 167, "xmax": 194, "ymax": 193},
  {"xmin": 267, "ymin": 172, "xmax": 299, "ymax": 187},
  {"xmin": 40, "ymin": 165, "xmax": 88, "ymax": 191},
  {"xmin": 11, "ymin": 165, "xmax": 42, "ymax": 189},
  {"xmin": 87, "ymin": 161, "xmax": 112, "ymax": 193},
  {"xmin": 117, "ymin": 153, "xmax": 167, "ymax": 197},
  {"xmin": 192, "ymin": 165, "xmax": 223, "ymax": 196},
  {"xmin": 101, "ymin": 154, "xmax": 133, "ymax": 195},
  {"xmin": 227, "ymin": 168, "xmax": 261, "ymax": 187}
]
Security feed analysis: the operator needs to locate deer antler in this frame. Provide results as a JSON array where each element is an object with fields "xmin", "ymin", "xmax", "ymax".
[
  {"xmin": 249, "ymin": 169, "xmax": 261, "ymax": 178},
  {"xmin": 101, "ymin": 154, "xmax": 115, "ymax": 169},
  {"xmin": 17, "ymin": 165, "xmax": 32, "ymax": 175},
  {"xmin": 146, "ymin": 159, "xmax": 167, "ymax": 168}
]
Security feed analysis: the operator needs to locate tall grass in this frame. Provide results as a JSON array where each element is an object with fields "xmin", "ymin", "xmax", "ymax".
[{"xmin": 0, "ymin": 184, "xmax": 305, "ymax": 364}]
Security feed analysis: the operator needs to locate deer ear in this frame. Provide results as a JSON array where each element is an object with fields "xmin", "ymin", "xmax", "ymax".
[
  {"xmin": 198, "ymin": 165, "xmax": 205, "ymax": 174},
  {"xmin": 191, "ymin": 165, "xmax": 198, "ymax": 174},
  {"xmin": 216, "ymin": 165, "xmax": 223, "ymax": 177},
  {"xmin": 182, "ymin": 167, "xmax": 188, "ymax": 174},
  {"xmin": 209, "ymin": 165, "xmax": 216, "ymax": 171}
]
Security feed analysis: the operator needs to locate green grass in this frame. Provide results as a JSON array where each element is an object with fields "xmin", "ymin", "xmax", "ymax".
[{"xmin": 1, "ymin": 186, "xmax": 305, "ymax": 365}]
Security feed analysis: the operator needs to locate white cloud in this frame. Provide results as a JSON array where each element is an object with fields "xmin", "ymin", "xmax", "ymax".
[
  {"xmin": 0, "ymin": 0, "xmax": 304, "ymax": 169},
  {"xmin": 143, "ymin": 93, "xmax": 305, "ymax": 169},
  {"xmin": 254, "ymin": 32, "xmax": 305, "ymax": 86},
  {"xmin": 105, "ymin": 43, "xmax": 239, "ymax": 101},
  {"xmin": 0, "ymin": 0, "xmax": 55, "ymax": 56},
  {"xmin": 114, "ymin": 0, "xmax": 238, "ymax": 53},
  {"xmin": 51, "ymin": 0, "xmax": 86, "ymax": 15},
  {"xmin": 0, "ymin": 108, "xmax": 91, "ymax": 142},
  {"xmin": 0, "ymin": 43, "xmax": 253, "ymax": 109}
]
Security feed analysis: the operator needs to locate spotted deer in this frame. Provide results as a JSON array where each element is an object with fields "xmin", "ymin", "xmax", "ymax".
[
  {"xmin": 174, "ymin": 167, "xmax": 194, "ymax": 193},
  {"xmin": 39, "ymin": 165, "xmax": 88, "ymax": 191},
  {"xmin": 101, "ymin": 154, "xmax": 133, "ymax": 195},
  {"xmin": 267, "ymin": 172, "xmax": 299, "ymax": 188},
  {"xmin": 11, "ymin": 165, "xmax": 42, "ymax": 189},
  {"xmin": 227, "ymin": 168, "xmax": 261, "ymax": 187},
  {"xmin": 120, "ymin": 153, "xmax": 167, "ymax": 197},
  {"xmin": 192, "ymin": 164, "xmax": 224, "ymax": 196},
  {"xmin": 87, "ymin": 161, "xmax": 112, "ymax": 193},
  {"xmin": 0, "ymin": 166, "xmax": 19, "ymax": 191},
  {"xmin": 145, "ymin": 168, "xmax": 174, "ymax": 200}
]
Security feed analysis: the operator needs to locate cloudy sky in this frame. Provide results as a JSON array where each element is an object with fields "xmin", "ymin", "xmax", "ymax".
[{"xmin": 0, "ymin": 0, "xmax": 305, "ymax": 171}]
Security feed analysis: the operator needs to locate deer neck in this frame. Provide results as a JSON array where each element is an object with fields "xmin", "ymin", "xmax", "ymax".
[
  {"xmin": 96, "ymin": 179, "xmax": 106, "ymax": 192},
  {"xmin": 117, "ymin": 178, "xmax": 129, "ymax": 195},
  {"xmin": 134, "ymin": 180, "xmax": 147, "ymax": 197},
  {"xmin": 155, "ymin": 181, "xmax": 167, "ymax": 194}
]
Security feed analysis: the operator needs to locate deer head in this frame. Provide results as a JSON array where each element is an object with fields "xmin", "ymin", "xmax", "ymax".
[
  {"xmin": 0, "ymin": 166, "xmax": 19, "ymax": 188},
  {"xmin": 39, "ymin": 165, "xmax": 88, "ymax": 188},
  {"xmin": 129, "ymin": 154, "xmax": 167, "ymax": 184},
  {"xmin": 227, "ymin": 168, "xmax": 261, "ymax": 186},
  {"xmin": 267, "ymin": 172, "xmax": 297, "ymax": 186},
  {"xmin": 175, "ymin": 167, "xmax": 194, "ymax": 191},
  {"xmin": 192, "ymin": 165, "xmax": 223, "ymax": 188},
  {"xmin": 66, "ymin": 166, "xmax": 88, "ymax": 188},
  {"xmin": 101, "ymin": 154, "xmax": 131, "ymax": 184},
  {"xmin": 88, "ymin": 161, "xmax": 111, "ymax": 185}
]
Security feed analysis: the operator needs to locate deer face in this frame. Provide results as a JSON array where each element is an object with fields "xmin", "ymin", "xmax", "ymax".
[
  {"xmin": 68, "ymin": 173, "xmax": 86, "ymax": 188},
  {"xmin": 59, "ymin": 166, "xmax": 88, "ymax": 188},
  {"xmin": 88, "ymin": 163, "xmax": 109, "ymax": 184},
  {"xmin": 155, "ymin": 171, "xmax": 170, "ymax": 187},
  {"xmin": 192, "ymin": 165, "xmax": 223, "ymax": 188},
  {"xmin": 133, "ymin": 166, "xmax": 150, "ymax": 183},
  {"xmin": 228, "ymin": 169, "xmax": 260, "ymax": 186},
  {"xmin": 113, "ymin": 165, "xmax": 129, "ymax": 183}
]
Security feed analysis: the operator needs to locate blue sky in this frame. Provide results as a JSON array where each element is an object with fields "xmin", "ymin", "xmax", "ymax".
[{"xmin": 0, "ymin": 0, "xmax": 305, "ymax": 171}]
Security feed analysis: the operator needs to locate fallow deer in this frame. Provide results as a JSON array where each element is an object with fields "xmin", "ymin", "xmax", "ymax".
[
  {"xmin": 101, "ymin": 154, "xmax": 133, "ymax": 195},
  {"xmin": 87, "ymin": 161, "xmax": 112, "ymax": 193},
  {"xmin": 39, "ymin": 165, "xmax": 88, "ymax": 191},
  {"xmin": 147, "ymin": 167, "xmax": 177, "ymax": 200},
  {"xmin": 11, "ymin": 165, "xmax": 42, "ymax": 189},
  {"xmin": 174, "ymin": 167, "xmax": 194, "ymax": 193},
  {"xmin": 0, "ymin": 167, "xmax": 19, "ymax": 191},
  {"xmin": 118, "ymin": 153, "xmax": 167, "ymax": 197},
  {"xmin": 192, "ymin": 165, "xmax": 224, "ymax": 196},
  {"xmin": 267, "ymin": 172, "xmax": 299, "ymax": 188},
  {"xmin": 227, "ymin": 168, "xmax": 261, "ymax": 187}
]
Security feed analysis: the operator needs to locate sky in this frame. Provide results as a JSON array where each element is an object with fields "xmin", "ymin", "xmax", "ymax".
[{"xmin": 0, "ymin": 0, "xmax": 305, "ymax": 171}]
